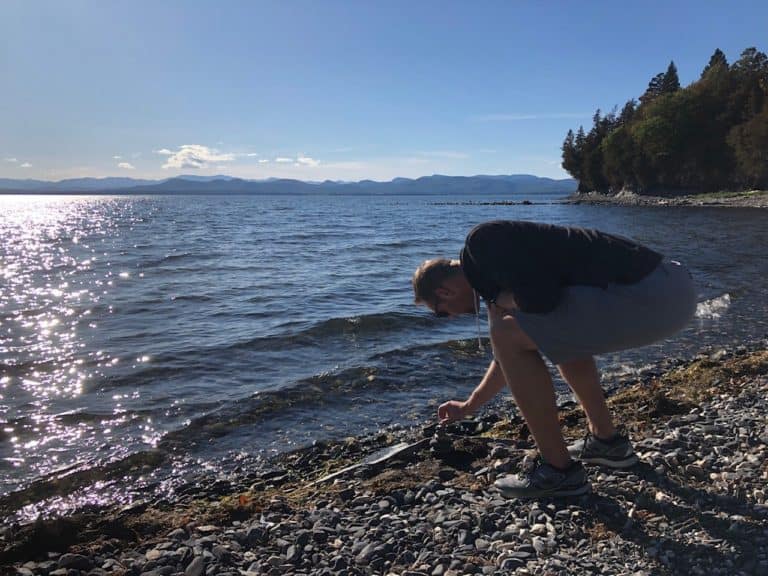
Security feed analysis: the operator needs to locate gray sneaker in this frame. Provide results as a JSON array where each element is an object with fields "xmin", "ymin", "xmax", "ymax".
[
  {"xmin": 494, "ymin": 458, "xmax": 590, "ymax": 499},
  {"xmin": 568, "ymin": 432, "xmax": 639, "ymax": 468}
]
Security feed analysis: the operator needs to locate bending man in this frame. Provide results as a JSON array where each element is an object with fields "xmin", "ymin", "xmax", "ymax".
[{"xmin": 412, "ymin": 220, "xmax": 696, "ymax": 498}]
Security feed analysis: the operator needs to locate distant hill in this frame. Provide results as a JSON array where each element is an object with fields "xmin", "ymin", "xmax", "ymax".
[
  {"xmin": 0, "ymin": 176, "xmax": 159, "ymax": 191},
  {"xmin": 0, "ymin": 174, "xmax": 577, "ymax": 195}
]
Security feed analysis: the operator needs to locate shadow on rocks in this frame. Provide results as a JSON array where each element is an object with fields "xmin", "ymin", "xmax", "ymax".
[{"xmin": 585, "ymin": 461, "xmax": 767, "ymax": 574}]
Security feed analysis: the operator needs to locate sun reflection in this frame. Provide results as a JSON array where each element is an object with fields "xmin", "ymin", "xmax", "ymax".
[{"xmin": 0, "ymin": 195, "xmax": 151, "ymax": 494}]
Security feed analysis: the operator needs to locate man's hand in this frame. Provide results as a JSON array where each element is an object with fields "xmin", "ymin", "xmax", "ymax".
[{"xmin": 438, "ymin": 400, "xmax": 470, "ymax": 423}]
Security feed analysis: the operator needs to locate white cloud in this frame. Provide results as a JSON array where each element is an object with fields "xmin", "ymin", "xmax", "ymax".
[
  {"xmin": 113, "ymin": 155, "xmax": 122, "ymax": 160},
  {"xmin": 118, "ymin": 162, "xmax": 135, "ymax": 170},
  {"xmin": 258, "ymin": 159, "xmax": 269, "ymax": 164},
  {"xmin": 156, "ymin": 144, "xmax": 236, "ymax": 170},
  {"xmin": 246, "ymin": 153, "xmax": 259, "ymax": 157},
  {"xmin": 274, "ymin": 157, "xmax": 293, "ymax": 163},
  {"xmin": 472, "ymin": 113, "xmax": 589, "ymax": 122},
  {"xmin": 4, "ymin": 157, "xmax": 18, "ymax": 163},
  {"xmin": 20, "ymin": 162, "xmax": 32, "ymax": 168},
  {"xmin": 296, "ymin": 156, "xmax": 320, "ymax": 167}
]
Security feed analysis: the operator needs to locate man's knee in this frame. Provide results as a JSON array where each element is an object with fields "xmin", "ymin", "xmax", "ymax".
[{"xmin": 489, "ymin": 315, "xmax": 538, "ymax": 352}]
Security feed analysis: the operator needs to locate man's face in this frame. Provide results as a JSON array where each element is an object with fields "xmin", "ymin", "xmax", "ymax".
[
  {"xmin": 428, "ymin": 283, "xmax": 474, "ymax": 318},
  {"xmin": 429, "ymin": 294, "xmax": 450, "ymax": 318}
]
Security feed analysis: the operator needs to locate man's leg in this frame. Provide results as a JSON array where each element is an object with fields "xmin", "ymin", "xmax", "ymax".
[
  {"xmin": 558, "ymin": 356, "xmax": 638, "ymax": 468},
  {"xmin": 557, "ymin": 357, "xmax": 616, "ymax": 440},
  {"xmin": 489, "ymin": 312, "xmax": 571, "ymax": 469}
]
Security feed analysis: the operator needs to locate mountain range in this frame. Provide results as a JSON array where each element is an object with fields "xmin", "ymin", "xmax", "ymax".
[{"xmin": 0, "ymin": 174, "xmax": 577, "ymax": 195}]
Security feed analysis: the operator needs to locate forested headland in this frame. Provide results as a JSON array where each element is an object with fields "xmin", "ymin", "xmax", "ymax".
[{"xmin": 562, "ymin": 47, "xmax": 768, "ymax": 195}]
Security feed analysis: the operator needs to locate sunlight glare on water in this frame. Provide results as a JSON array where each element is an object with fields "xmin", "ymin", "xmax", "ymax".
[
  {"xmin": 0, "ymin": 196, "xmax": 160, "ymax": 482},
  {"xmin": 1, "ymin": 193, "xmax": 767, "ymax": 514}
]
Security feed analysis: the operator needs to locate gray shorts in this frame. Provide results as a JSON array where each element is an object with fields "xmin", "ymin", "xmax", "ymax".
[{"xmin": 512, "ymin": 260, "xmax": 697, "ymax": 365}]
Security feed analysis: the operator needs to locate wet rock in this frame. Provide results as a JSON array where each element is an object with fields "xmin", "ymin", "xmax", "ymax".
[{"xmin": 58, "ymin": 554, "xmax": 93, "ymax": 571}]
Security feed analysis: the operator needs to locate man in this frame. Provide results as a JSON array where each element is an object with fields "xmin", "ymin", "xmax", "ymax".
[{"xmin": 412, "ymin": 220, "xmax": 696, "ymax": 498}]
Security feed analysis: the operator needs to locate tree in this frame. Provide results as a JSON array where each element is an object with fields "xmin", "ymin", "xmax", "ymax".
[
  {"xmin": 601, "ymin": 126, "xmax": 637, "ymax": 191},
  {"xmin": 701, "ymin": 48, "xmax": 728, "ymax": 78},
  {"xmin": 661, "ymin": 61, "xmax": 681, "ymax": 94},
  {"xmin": 561, "ymin": 130, "xmax": 580, "ymax": 177},
  {"xmin": 561, "ymin": 45, "xmax": 768, "ymax": 195},
  {"xmin": 728, "ymin": 102, "xmax": 768, "ymax": 188},
  {"xmin": 618, "ymin": 99, "xmax": 637, "ymax": 124},
  {"xmin": 732, "ymin": 47, "xmax": 768, "ymax": 79},
  {"xmin": 728, "ymin": 47, "xmax": 768, "ymax": 121},
  {"xmin": 640, "ymin": 72, "xmax": 666, "ymax": 105}
]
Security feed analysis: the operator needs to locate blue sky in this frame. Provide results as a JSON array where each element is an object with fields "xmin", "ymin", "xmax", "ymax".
[{"xmin": 1, "ymin": 0, "xmax": 766, "ymax": 182}]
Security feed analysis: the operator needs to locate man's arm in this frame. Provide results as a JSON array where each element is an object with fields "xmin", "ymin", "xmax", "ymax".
[{"xmin": 437, "ymin": 359, "xmax": 507, "ymax": 422}]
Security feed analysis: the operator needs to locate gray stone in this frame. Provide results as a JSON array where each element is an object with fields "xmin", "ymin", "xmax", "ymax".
[
  {"xmin": 500, "ymin": 557, "xmax": 525, "ymax": 570},
  {"xmin": 168, "ymin": 528, "xmax": 188, "ymax": 541},
  {"xmin": 58, "ymin": 554, "xmax": 93, "ymax": 571},
  {"xmin": 355, "ymin": 542, "xmax": 379, "ymax": 563},
  {"xmin": 146, "ymin": 549, "xmax": 164, "ymax": 561},
  {"xmin": 184, "ymin": 556, "xmax": 205, "ymax": 576},
  {"xmin": 286, "ymin": 545, "xmax": 300, "ymax": 563}
]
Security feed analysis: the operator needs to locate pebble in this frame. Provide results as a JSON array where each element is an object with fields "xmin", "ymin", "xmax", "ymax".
[{"xmin": 5, "ymin": 352, "xmax": 768, "ymax": 576}]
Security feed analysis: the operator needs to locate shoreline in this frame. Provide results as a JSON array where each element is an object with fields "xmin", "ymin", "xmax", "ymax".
[
  {"xmin": 2, "ymin": 344, "xmax": 767, "ymax": 574},
  {"xmin": 563, "ymin": 189, "xmax": 768, "ymax": 208}
]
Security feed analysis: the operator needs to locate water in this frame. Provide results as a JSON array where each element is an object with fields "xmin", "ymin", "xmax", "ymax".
[{"xmin": 1, "ymin": 193, "xmax": 767, "ymax": 518}]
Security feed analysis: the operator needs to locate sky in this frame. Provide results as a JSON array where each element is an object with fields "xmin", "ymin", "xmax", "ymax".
[{"xmin": 1, "ymin": 1, "xmax": 766, "ymax": 182}]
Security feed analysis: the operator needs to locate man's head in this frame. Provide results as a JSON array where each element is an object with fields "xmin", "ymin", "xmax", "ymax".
[{"xmin": 412, "ymin": 258, "xmax": 476, "ymax": 317}]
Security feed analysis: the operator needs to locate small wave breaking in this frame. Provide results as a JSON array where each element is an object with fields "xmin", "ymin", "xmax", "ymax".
[{"xmin": 696, "ymin": 293, "xmax": 731, "ymax": 320}]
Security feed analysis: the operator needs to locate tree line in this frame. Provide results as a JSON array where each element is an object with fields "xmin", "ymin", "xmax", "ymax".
[{"xmin": 562, "ymin": 47, "xmax": 768, "ymax": 194}]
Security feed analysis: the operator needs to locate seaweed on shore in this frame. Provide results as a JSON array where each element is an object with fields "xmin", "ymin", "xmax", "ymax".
[{"xmin": 2, "ymin": 346, "xmax": 767, "ymax": 567}]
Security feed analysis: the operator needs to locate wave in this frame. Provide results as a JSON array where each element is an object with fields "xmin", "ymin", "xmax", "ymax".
[
  {"xmin": 695, "ymin": 293, "xmax": 731, "ymax": 319},
  {"xmin": 88, "ymin": 310, "xmax": 441, "ymax": 390},
  {"xmin": 159, "ymin": 337, "xmax": 484, "ymax": 448},
  {"xmin": 169, "ymin": 294, "xmax": 215, "ymax": 303},
  {"xmin": 0, "ymin": 336, "xmax": 484, "ymax": 517},
  {"xmin": 224, "ymin": 310, "xmax": 439, "ymax": 352},
  {"xmin": 142, "ymin": 251, "xmax": 224, "ymax": 268}
]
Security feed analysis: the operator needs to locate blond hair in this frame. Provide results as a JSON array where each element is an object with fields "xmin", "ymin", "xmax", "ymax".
[{"xmin": 412, "ymin": 258, "xmax": 459, "ymax": 304}]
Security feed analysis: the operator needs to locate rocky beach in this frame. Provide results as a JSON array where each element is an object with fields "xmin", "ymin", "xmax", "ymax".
[
  {"xmin": 2, "ymin": 344, "xmax": 767, "ymax": 576},
  {"xmin": 564, "ymin": 190, "xmax": 768, "ymax": 208}
]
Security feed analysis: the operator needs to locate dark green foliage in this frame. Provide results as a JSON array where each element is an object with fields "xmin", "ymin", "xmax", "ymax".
[
  {"xmin": 562, "ymin": 47, "xmax": 768, "ymax": 194},
  {"xmin": 701, "ymin": 49, "xmax": 728, "ymax": 78},
  {"xmin": 728, "ymin": 102, "xmax": 768, "ymax": 188},
  {"xmin": 661, "ymin": 62, "xmax": 681, "ymax": 94}
]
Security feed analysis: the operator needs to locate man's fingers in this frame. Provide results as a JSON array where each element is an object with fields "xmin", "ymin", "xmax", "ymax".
[{"xmin": 438, "ymin": 403, "xmax": 455, "ymax": 422}]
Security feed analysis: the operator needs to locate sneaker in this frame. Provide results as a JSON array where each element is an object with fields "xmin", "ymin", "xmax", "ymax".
[
  {"xmin": 568, "ymin": 431, "xmax": 639, "ymax": 468},
  {"xmin": 494, "ymin": 458, "xmax": 591, "ymax": 499}
]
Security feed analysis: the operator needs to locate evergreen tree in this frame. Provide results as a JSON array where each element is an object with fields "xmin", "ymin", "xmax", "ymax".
[
  {"xmin": 601, "ymin": 126, "xmax": 637, "ymax": 191},
  {"xmin": 561, "ymin": 130, "xmax": 579, "ymax": 176},
  {"xmin": 560, "ymin": 45, "xmax": 768, "ymax": 195},
  {"xmin": 728, "ymin": 102, "xmax": 768, "ymax": 188},
  {"xmin": 701, "ymin": 48, "xmax": 728, "ymax": 78},
  {"xmin": 732, "ymin": 47, "xmax": 768, "ymax": 78},
  {"xmin": 729, "ymin": 47, "xmax": 768, "ymax": 120},
  {"xmin": 661, "ymin": 61, "xmax": 681, "ymax": 94},
  {"xmin": 618, "ymin": 99, "xmax": 637, "ymax": 124},
  {"xmin": 640, "ymin": 72, "xmax": 666, "ymax": 105}
]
